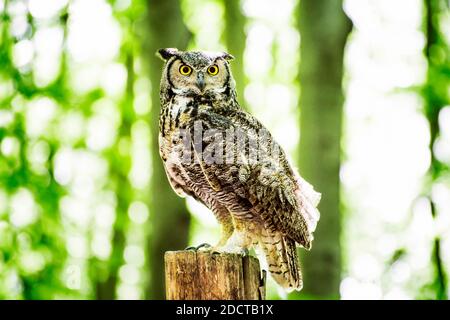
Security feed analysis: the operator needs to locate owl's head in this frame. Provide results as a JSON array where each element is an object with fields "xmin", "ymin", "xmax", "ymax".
[{"xmin": 157, "ymin": 48, "xmax": 235, "ymax": 97}]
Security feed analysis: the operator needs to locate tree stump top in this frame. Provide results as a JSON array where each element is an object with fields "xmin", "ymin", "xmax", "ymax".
[{"xmin": 165, "ymin": 250, "xmax": 266, "ymax": 300}]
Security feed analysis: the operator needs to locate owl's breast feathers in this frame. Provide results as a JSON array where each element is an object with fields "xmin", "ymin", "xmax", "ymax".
[{"xmin": 159, "ymin": 96, "xmax": 320, "ymax": 250}]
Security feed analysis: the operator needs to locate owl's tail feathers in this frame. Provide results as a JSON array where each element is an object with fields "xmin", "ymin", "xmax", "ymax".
[
  {"xmin": 259, "ymin": 233, "xmax": 302, "ymax": 292},
  {"xmin": 294, "ymin": 173, "xmax": 321, "ymax": 235}
]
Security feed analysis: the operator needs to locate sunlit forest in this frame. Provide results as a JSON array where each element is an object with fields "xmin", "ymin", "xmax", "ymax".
[{"xmin": 0, "ymin": 0, "xmax": 449, "ymax": 300}]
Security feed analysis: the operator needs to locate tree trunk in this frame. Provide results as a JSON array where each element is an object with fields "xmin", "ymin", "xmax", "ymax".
[
  {"xmin": 223, "ymin": 0, "xmax": 247, "ymax": 103},
  {"xmin": 423, "ymin": 0, "xmax": 448, "ymax": 300},
  {"xmin": 294, "ymin": 0, "xmax": 352, "ymax": 299},
  {"xmin": 165, "ymin": 251, "xmax": 266, "ymax": 300},
  {"xmin": 145, "ymin": 0, "xmax": 192, "ymax": 299}
]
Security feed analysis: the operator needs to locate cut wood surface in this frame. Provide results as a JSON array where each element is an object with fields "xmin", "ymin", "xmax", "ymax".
[{"xmin": 165, "ymin": 250, "xmax": 266, "ymax": 300}]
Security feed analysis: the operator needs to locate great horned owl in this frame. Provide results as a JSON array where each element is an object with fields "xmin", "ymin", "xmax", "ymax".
[{"xmin": 157, "ymin": 48, "xmax": 320, "ymax": 291}]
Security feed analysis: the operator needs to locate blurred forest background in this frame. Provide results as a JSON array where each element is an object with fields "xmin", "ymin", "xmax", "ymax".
[{"xmin": 0, "ymin": 0, "xmax": 449, "ymax": 300}]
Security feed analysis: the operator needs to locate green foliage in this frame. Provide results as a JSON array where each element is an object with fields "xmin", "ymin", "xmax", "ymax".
[
  {"xmin": 0, "ymin": 0, "xmax": 449, "ymax": 300},
  {"xmin": 0, "ymin": 0, "xmax": 152, "ymax": 299},
  {"xmin": 420, "ymin": 0, "xmax": 450, "ymax": 300},
  {"xmin": 0, "ymin": 3, "xmax": 68, "ymax": 299}
]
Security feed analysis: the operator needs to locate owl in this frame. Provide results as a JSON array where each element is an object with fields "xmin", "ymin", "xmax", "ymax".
[{"xmin": 157, "ymin": 48, "xmax": 320, "ymax": 291}]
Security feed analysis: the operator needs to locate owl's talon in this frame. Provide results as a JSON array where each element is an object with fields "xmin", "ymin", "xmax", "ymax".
[
  {"xmin": 241, "ymin": 248, "xmax": 250, "ymax": 257},
  {"xmin": 185, "ymin": 243, "xmax": 212, "ymax": 251},
  {"xmin": 196, "ymin": 243, "xmax": 212, "ymax": 251}
]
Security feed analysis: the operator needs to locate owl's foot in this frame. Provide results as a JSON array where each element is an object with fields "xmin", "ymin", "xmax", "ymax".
[
  {"xmin": 185, "ymin": 243, "xmax": 212, "ymax": 251},
  {"xmin": 211, "ymin": 245, "xmax": 249, "ymax": 257},
  {"xmin": 211, "ymin": 230, "xmax": 251, "ymax": 256},
  {"xmin": 235, "ymin": 247, "xmax": 250, "ymax": 257}
]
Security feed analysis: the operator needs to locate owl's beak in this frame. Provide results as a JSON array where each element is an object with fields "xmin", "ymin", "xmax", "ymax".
[{"xmin": 196, "ymin": 73, "xmax": 205, "ymax": 92}]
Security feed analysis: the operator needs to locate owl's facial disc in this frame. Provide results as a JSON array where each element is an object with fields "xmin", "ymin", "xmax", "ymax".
[{"xmin": 167, "ymin": 55, "xmax": 231, "ymax": 96}]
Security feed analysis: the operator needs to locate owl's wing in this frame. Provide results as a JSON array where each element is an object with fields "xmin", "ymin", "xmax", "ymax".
[
  {"xmin": 161, "ymin": 159, "xmax": 188, "ymax": 198},
  {"xmin": 189, "ymin": 109, "xmax": 320, "ymax": 249},
  {"xmin": 241, "ymin": 154, "xmax": 321, "ymax": 249}
]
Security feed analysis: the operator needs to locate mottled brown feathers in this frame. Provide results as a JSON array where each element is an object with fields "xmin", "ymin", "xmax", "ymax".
[{"xmin": 158, "ymin": 49, "xmax": 320, "ymax": 291}]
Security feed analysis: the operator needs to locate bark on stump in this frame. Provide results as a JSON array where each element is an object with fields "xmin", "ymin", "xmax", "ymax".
[{"xmin": 165, "ymin": 251, "xmax": 266, "ymax": 300}]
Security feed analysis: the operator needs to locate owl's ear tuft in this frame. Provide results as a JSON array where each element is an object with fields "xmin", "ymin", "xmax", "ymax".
[
  {"xmin": 220, "ymin": 52, "xmax": 234, "ymax": 61},
  {"xmin": 156, "ymin": 48, "xmax": 180, "ymax": 61}
]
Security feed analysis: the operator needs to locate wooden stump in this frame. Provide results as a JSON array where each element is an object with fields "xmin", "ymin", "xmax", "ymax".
[{"xmin": 164, "ymin": 250, "xmax": 266, "ymax": 300}]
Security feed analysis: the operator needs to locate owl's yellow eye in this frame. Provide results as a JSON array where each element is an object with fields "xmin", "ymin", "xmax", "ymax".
[
  {"xmin": 179, "ymin": 65, "xmax": 192, "ymax": 76},
  {"xmin": 207, "ymin": 65, "xmax": 219, "ymax": 76}
]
